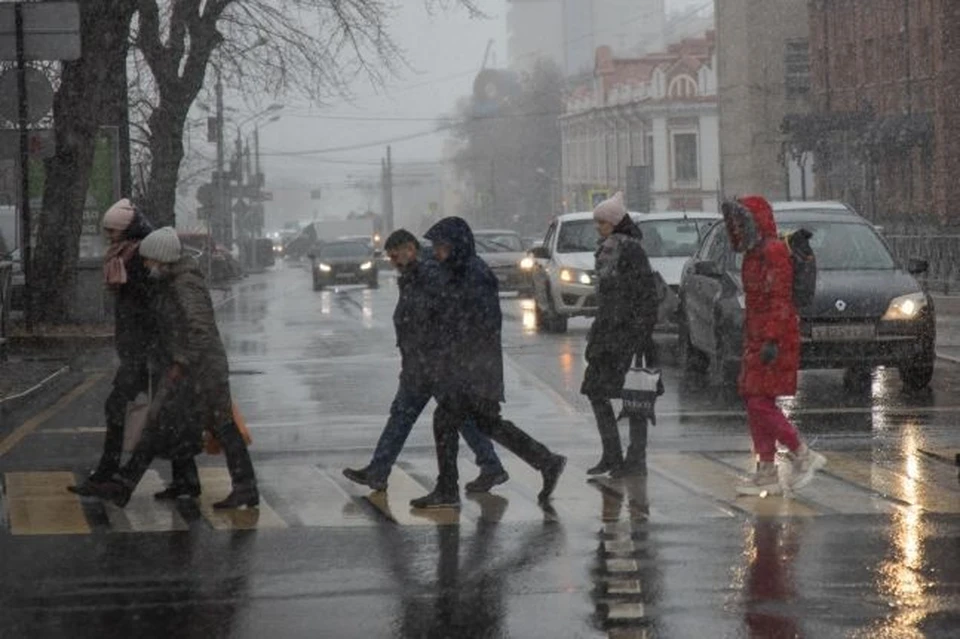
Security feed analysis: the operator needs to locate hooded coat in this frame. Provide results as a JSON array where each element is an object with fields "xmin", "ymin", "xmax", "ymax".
[
  {"xmin": 731, "ymin": 195, "xmax": 799, "ymax": 398},
  {"xmin": 114, "ymin": 212, "xmax": 158, "ymax": 362},
  {"xmin": 581, "ymin": 215, "xmax": 659, "ymax": 399},
  {"xmin": 150, "ymin": 256, "xmax": 232, "ymax": 457},
  {"xmin": 424, "ymin": 217, "xmax": 504, "ymax": 402}
]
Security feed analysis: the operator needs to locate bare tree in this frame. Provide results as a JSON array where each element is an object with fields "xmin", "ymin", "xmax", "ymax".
[
  {"xmin": 32, "ymin": 0, "xmax": 481, "ymax": 323},
  {"xmin": 451, "ymin": 59, "xmax": 564, "ymax": 233},
  {"xmin": 32, "ymin": 0, "xmax": 137, "ymax": 324}
]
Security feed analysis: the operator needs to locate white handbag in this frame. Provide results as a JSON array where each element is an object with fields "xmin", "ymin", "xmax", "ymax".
[{"xmin": 618, "ymin": 364, "xmax": 664, "ymax": 424}]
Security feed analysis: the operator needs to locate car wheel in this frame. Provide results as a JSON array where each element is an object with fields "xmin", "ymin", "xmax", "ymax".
[
  {"xmin": 842, "ymin": 366, "xmax": 873, "ymax": 393},
  {"xmin": 900, "ymin": 357, "xmax": 934, "ymax": 391},
  {"xmin": 710, "ymin": 330, "xmax": 739, "ymax": 389},
  {"xmin": 678, "ymin": 312, "xmax": 709, "ymax": 374},
  {"xmin": 535, "ymin": 292, "xmax": 567, "ymax": 333}
]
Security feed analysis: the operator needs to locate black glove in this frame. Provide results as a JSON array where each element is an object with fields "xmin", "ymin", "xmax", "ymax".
[{"xmin": 760, "ymin": 341, "xmax": 778, "ymax": 364}]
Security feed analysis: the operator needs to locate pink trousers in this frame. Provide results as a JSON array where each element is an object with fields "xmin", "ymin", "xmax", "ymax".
[{"xmin": 745, "ymin": 396, "xmax": 801, "ymax": 462}]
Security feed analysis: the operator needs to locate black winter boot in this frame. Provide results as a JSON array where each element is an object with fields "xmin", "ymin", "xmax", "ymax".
[
  {"xmin": 213, "ymin": 482, "xmax": 259, "ymax": 509},
  {"xmin": 212, "ymin": 421, "xmax": 259, "ymax": 508},
  {"xmin": 588, "ymin": 399, "xmax": 624, "ymax": 476}
]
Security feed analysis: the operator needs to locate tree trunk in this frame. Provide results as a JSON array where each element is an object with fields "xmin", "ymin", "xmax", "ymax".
[
  {"xmin": 32, "ymin": 0, "xmax": 135, "ymax": 325},
  {"xmin": 144, "ymin": 100, "xmax": 188, "ymax": 228}
]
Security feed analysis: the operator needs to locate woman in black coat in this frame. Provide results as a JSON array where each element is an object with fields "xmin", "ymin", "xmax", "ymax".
[
  {"xmin": 581, "ymin": 192, "xmax": 659, "ymax": 477},
  {"xmin": 70, "ymin": 199, "xmax": 161, "ymax": 496}
]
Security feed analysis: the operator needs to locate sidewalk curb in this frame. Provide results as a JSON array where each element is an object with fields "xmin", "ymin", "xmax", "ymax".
[
  {"xmin": 0, "ymin": 366, "xmax": 83, "ymax": 419},
  {"xmin": 936, "ymin": 351, "xmax": 960, "ymax": 365}
]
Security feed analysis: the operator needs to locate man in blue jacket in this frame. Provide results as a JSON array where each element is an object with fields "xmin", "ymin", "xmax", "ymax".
[
  {"xmin": 343, "ymin": 229, "xmax": 508, "ymax": 493},
  {"xmin": 411, "ymin": 217, "xmax": 566, "ymax": 509}
]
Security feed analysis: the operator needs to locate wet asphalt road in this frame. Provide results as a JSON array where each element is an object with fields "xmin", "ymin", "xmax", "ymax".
[{"xmin": 3, "ymin": 264, "xmax": 960, "ymax": 638}]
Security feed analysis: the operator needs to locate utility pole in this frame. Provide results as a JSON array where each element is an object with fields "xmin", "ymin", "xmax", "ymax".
[{"xmin": 384, "ymin": 145, "xmax": 395, "ymax": 234}]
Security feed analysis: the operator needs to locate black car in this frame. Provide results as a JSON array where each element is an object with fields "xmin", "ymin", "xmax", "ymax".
[
  {"xmin": 310, "ymin": 240, "xmax": 379, "ymax": 290},
  {"xmin": 679, "ymin": 207, "xmax": 935, "ymax": 390}
]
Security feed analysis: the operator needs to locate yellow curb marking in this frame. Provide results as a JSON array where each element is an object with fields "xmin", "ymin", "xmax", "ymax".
[{"xmin": 0, "ymin": 373, "xmax": 104, "ymax": 458}]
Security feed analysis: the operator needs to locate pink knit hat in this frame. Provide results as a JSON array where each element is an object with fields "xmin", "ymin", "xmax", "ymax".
[
  {"xmin": 102, "ymin": 198, "xmax": 136, "ymax": 231},
  {"xmin": 593, "ymin": 191, "xmax": 627, "ymax": 226}
]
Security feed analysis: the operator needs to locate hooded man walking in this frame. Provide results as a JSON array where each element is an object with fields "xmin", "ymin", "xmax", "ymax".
[
  {"xmin": 92, "ymin": 227, "xmax": 259, "ymax": 508},
  {"xmin": 410, "ymin": 217, "xmax": 567, "ymax": 509},
  {"xmin": 581, "ymin": 192, "xmax": 659, "ymax": 477},
  {"xmin": 70, "ymin": 199, "xmax": 157, "ymax": 496},
  {"xmin": 343, "ymin": 229, "xmax": 507, "ymax": 493},
  {"xmin": 722, "ymin": 196, "xmax": 826, "ymax": 494}
]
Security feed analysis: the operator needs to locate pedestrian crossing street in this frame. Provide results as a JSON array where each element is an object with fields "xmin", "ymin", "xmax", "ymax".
[{"xmin": 2, "ymin": 448, "xmax": 959, "ymax": 536}]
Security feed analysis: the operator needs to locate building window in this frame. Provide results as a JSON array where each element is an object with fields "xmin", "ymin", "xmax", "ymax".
[
  {"xmin": 672, "ymin": 132, "xmax": 698, "ymax": 186},
  {"xmin": 785, "ymin": 39, "xmax": 810, "ymax": 97},
  {"xmin": 645, "ymin": 134, "xmax": 654, "ymax": 183},
  {"xmin": 667, "ymin": 75, "xmax": 698, "ymax": 99}
]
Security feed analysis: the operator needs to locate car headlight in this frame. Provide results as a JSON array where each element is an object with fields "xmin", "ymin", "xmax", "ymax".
[
  {"xmin": 560, "ymin": 268, "xmax": 573, "ymax": 282},
  {"xmin": 578, "ymin": 273, "xmax": 592, "ymax": 285},
  {"xmin": 882, "ymin": 292, "xmax": 927, "ymax": 320},
  {"xmin": 318, "ymin": 263, "xmax": 332, "ymax": 272},
  {"xmin": 360, "ymin": 261, "xmax": 373, "ymax": 271},
  {"xmin": 560, "ymin": 268, "xmax": 591, "ymax": 285},
  {"xmin": 519, "ymin": 256, "xmax": 534, "ymax": 270}
]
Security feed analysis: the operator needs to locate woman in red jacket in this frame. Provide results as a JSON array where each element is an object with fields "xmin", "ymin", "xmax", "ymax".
[{"xmin": 723, "ymin": 195, "xmax": 826, "ymax": 495}]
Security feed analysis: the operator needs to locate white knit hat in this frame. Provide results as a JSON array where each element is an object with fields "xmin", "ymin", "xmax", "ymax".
[
  {"xmin": 102, "ymin": 198, "xmax": 135, "ymax": 231},
  {"xmin": 593, "ymin": 191, "xmax": 628, "ymax": 226},
  {"xmin": 139, "ymin": 227, "xmax": 182, "ymax": 263}
]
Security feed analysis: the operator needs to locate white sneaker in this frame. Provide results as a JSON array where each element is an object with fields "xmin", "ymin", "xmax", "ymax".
[
  {"xmin": 787, "ymin": 445, "xmax": 827, "ymax": 491},
  {"xmin": 736, "ymin": 462, "xmax": 782, "ymax": 496}
]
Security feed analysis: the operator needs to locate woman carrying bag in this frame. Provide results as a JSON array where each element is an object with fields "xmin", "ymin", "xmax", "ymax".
[{"xmin": 581, "ymin": 192, "xmax": 660, "ymax": 478}]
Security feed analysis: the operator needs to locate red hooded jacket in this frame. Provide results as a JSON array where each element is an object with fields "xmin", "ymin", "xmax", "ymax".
[{"xmin": 735, "ymin": 196, "xmax": 799, "ymax": 398}]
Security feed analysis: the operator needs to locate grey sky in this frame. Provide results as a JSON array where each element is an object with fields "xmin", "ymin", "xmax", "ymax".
[{"xmin": 249, "ymin": 0, "xmax": 706, "ymax": 229}]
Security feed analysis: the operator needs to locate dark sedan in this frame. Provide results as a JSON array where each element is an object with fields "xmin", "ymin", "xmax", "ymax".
[
  {"xmin": 310, "ymin": 241, "xmax": 379, "ymax": 290},
  {"xmin": 679, "ymin": 208, "xmax": 935, "ymax": 391}
]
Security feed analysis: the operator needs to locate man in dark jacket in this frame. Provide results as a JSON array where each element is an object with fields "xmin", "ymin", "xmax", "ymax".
[
  {"xmin": 343, "ymin": 229, "xmax": 507, "ymax": 493},
  {"xmin": 70, "ymin": 199, "xmax": 158, "ymax": 496},
  {"xmin": 581, "ymin": 192, "xmax": 659, "ymax": 477},
  {"xmin": 410, "ymin": 217, "xmax": 567, "ymax": 509},
  {"xmin": 92, "ymin": 227, "xmax": 259, "ymax": 509}
]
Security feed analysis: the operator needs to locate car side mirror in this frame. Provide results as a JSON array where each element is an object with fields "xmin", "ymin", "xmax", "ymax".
[
  {"xmin": 694, "ymin": 260, "xmax": 723, "ymax": 278},
  {"xmin": 531, "ymin": 246, "xmax": 550, "ymax": 259},
  {"xmin": 908, "ymin": 258, "xmax": 929, "ymax": 275}
]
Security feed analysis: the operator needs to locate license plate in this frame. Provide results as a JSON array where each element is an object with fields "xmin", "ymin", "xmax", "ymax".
[
  {"xmin": 335, "ymin": 273, "xmax": 355, "ymax": 280},
  {"xmin": 811, "ymin": 324, "xmax": 876, "ymax": 341}
]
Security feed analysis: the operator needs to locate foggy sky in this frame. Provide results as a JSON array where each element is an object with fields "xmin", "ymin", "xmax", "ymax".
[{"xmin": 218, "ymin": 0, "xmax": 705, "ymax": 230}]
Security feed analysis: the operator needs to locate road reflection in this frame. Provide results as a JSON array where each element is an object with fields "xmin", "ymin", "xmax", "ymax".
[
  {"xmin": 742, "ymin": 519, "xmax": 804, "ymax": 638},
  {"xmin": 590, "ymin": 477, "xmax": 661, "ymax": 635},
  {"xmin": 375, "ymin": 504, "xmax": 564, "ymax": 638}
]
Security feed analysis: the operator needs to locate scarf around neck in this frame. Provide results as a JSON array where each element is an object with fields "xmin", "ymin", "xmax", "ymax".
[{"xmin": 103, "ymin": 240, "xmax": 140, "ymax": 286}]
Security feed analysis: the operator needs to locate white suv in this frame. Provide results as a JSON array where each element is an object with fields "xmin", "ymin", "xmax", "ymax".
[{"xmin": 529, "ymin": 210, "xmax": 718, "ymax": 333}]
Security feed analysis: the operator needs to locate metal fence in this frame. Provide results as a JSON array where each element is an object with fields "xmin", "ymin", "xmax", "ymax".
[{"xmin": 884, "ymin": 234, "xmax": 960, "ymax": 294}]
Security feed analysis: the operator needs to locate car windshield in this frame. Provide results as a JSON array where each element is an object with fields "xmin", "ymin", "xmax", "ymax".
[
  {"xmin": 636, "ymin": 219, "xmax": 713, "ymax": 258},
  {"xmin": 733, "ymin": 221, "xmax": 896, "ymax": 271},
  {"xmin": 320, "ymin": 242, "xmax": 369, "ymax": 258},
  {"xmin": 475, "ymin": 234, "xmax": 523, "ymax": 253},
  {"xmin": 556, "ymin": 220, "xmax": 599, "ymax": 253}
]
